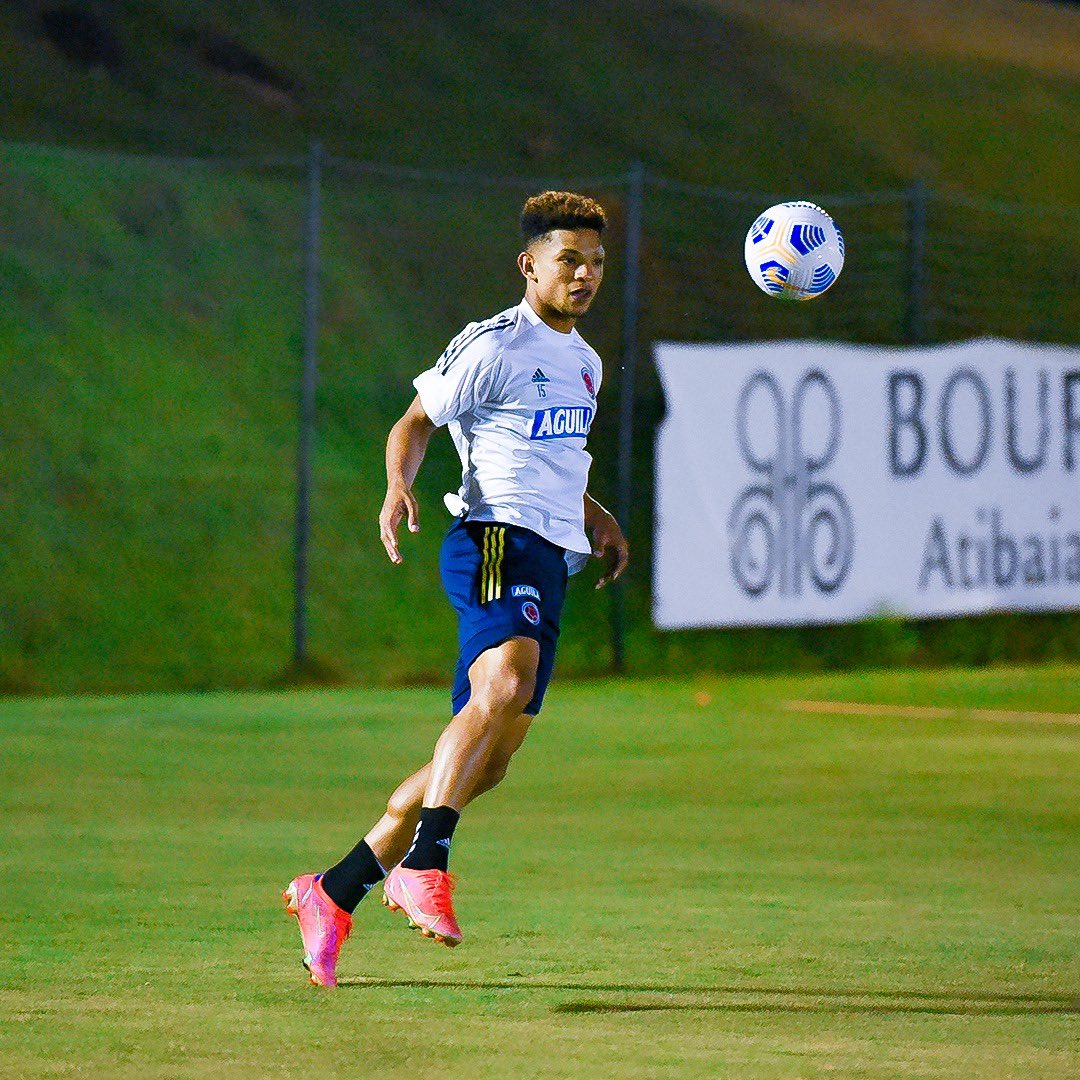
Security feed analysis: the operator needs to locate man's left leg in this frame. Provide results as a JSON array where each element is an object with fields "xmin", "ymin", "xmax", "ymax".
[
  {"xmin": 383, "ymin": 637, "xmax": 540, "ymax": 945},
  {"xmin": 317, "ymin": 640, "xmax": 541, "ymax": 910},
  {"xmin": 282, "ymin": 764, "xmax": 429, "ymax": 988}
]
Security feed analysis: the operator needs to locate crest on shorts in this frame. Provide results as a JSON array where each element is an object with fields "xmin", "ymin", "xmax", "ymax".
[
  {"xmin": 581, "ymin": 367, "xmax": 596, "ymax": 398},
  {"xmin": 521, "ymin": 601, "xmax": 541, "ymax": 626}
]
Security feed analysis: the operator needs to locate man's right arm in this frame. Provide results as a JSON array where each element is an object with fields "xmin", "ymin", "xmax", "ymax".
[{"xmin": 379, "ymin": 395, "xmax": 437, "ymax": 565}]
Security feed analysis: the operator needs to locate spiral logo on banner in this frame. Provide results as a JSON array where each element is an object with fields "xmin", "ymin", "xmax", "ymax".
[{"xmin": 728, "ymin": 370, "xmax": 854, "ymax": 597}]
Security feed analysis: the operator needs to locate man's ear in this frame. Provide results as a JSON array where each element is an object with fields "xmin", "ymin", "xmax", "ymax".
[{"xmin": 518, "ymin": 249, "xmax": 535, "ymax": 281}]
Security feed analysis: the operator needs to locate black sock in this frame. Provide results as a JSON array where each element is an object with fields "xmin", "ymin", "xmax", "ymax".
[
  {"xmin": 319, "ymin": 839, "xmax": 386, "ymax": 914},
  {"xmin": 400, "ymin": 806, "xmax": 460, "ymax": 872}
]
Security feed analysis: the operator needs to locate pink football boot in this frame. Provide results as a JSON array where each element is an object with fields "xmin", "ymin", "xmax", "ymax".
[{"xmin": 283, "ymin": 874, "xmax": 352, "ymax": 987}]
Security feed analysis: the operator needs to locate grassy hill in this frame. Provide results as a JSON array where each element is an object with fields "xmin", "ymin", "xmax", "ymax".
[
  {"xmin": 1, "ymin": 1, "xmax": 1077, "ymax": 693},
  {"xmin": 2, "ymin": 0, "xmax": 1078, "ymax": 199}
]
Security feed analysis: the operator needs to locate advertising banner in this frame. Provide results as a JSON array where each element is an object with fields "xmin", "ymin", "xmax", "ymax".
[{"xmin": 653, "ymin": 340, "xmax": 1080, "ymax": 628}]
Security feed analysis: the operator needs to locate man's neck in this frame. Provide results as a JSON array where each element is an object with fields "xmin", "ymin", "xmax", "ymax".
[{"xmin": 523, "ymin": 293, "xmax": 575, "ymax": 334}]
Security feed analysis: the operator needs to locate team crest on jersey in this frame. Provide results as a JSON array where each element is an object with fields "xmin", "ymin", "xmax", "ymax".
[
  {"xmin": 581, "ymin": 367, "xmax": 596, "ymax": 398},
  {"xmin": 521, "ymin": 601, "xmax": 541, "ymax": 626}
]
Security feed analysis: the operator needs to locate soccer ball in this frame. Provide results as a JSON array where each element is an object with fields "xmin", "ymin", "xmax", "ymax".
[{"xmin": 744, "ymin": 201, "xmax": 845, "ymax": 300}]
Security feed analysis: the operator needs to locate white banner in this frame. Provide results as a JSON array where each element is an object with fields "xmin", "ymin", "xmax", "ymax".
[{"xmin": 653, "ymin": 340, "xmax": 1080, "ymax": 628}]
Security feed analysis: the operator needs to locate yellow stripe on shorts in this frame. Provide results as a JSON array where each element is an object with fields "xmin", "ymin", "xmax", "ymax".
[
  {"xmin": 481, "ymin": 527, "xmax": 491, "ymax": 602},
  {"xmin": 494, "ymin": 527, "xmax": 505, "ymax": 600},
  {"xmin": 481, "ymin": 526, "xmax": 505, "ymax": 603}
]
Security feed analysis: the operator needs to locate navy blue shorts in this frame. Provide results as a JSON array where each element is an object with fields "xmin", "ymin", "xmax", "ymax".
[{"xmin": 440, "ymin": 518, "xmax": 569, "ymax": 717}]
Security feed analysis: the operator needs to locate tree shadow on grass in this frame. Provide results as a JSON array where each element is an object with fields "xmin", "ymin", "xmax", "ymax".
[{"xmin": 338, "ymin": 978, "xmax": 1078, "ymax": 1017}]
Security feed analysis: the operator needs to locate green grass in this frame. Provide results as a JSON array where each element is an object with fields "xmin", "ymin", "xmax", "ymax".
[{"xmin": 2, "ymin": 667, "xmax": 1077, "ymax": 1077}]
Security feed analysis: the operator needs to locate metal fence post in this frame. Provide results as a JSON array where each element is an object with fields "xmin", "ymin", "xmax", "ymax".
[
  {"xmin": 293, "ymin": 140, "xmax": 322, "ymax": 669},
  {"xmin": 612, "ymin": 160, "xmax": 645, "ymax": 673},
  {"xmin": 904, "ymin": 179, "xmax": 927, "ymax": 345}
]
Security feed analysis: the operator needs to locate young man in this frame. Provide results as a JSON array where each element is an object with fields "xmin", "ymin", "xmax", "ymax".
[{"xmin": 284, "ymin": 191, "xmax": 629, "ymax": 987}]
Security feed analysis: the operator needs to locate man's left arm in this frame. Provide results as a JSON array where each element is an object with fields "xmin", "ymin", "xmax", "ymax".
[{"xmin": 584, "ymin": 492, "xmax": 629, "ymax": 589}]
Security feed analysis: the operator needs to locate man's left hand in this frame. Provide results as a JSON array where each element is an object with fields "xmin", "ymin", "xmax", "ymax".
[{"xmin": 590, "ymin": 511, "xmax": 629, "ymax": 589}]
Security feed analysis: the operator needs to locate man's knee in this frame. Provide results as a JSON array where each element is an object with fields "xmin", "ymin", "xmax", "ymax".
[
  {"xmin": 489, "ymin": 667, "xmax": 536, "ymax": 714},
  {"xmin": 470, "ymin": 641, "xmax": 538, "ymax": 716}
]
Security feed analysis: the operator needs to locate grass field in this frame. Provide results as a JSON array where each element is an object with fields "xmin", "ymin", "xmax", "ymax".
[{"xmin": 2, "ymin": 666, "xmax": 1077, "ymax": 1077}]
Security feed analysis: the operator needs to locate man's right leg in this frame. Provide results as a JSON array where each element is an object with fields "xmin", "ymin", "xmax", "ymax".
[
  {"xmin": 362, "ymin": 764, "xmax": 430, "ymax": 871},
  {"xmin": 283, "ymin": 764, "xmax": 427, "ymax": 987},
  {"xmin": 298, "ymin": 763, "xmax": 430, "ymax": 922}
]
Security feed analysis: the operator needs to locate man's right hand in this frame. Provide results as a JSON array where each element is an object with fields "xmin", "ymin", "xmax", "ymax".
[
  {"xmin": 379, "ymin": 395, "xmax": 436, "ymax": 564},
  {"xmin": 379, "ymin": 482, "xmax": 420, "ymax": 564}
]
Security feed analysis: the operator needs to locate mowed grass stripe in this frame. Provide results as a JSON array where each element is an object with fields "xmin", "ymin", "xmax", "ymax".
[
  {"xmin": 785, "ymin": 699, "xmax": 1080, "ymax": 724},
  {"xmin": 346, "ymin": 976, "xmax": 1079, "ymax": 1015}
]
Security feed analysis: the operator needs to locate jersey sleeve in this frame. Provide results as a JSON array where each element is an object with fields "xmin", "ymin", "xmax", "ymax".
[{"xmin": 413, "ymin": 333, "xmax": 504, "ymax": 427}]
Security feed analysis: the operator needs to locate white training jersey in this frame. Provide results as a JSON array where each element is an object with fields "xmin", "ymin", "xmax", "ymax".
[{"xmin": 413, "ymin": 299, "xmax": 602, "ymax": 561}]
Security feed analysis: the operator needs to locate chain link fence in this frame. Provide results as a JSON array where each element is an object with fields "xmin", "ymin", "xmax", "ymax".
[{"xmin": 1, "ymin": 139, "xmax": 1077, "ymax": 693}]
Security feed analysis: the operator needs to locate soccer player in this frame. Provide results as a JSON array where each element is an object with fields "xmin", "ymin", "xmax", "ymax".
[{"xmin": 284, "ymin": 191, "xmax": 629, "ymax": 987}]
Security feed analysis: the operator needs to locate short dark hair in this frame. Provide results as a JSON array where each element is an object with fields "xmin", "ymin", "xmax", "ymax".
[{"xmin": 520, "ymin": 191, "xmax": 607, "ymax": 246}]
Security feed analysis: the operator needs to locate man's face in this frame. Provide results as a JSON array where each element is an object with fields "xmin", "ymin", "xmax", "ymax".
[{"xmin": 519, "ymin": 228, "xmax": 605, "ymax": 330}]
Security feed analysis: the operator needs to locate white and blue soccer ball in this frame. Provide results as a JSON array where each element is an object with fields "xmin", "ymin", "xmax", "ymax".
[{"xmin": 744, "ymin": 201, "xmax": 844, "ymax": 300}]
